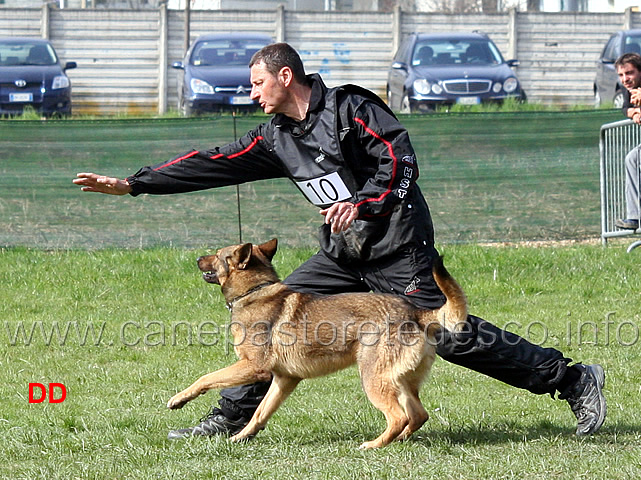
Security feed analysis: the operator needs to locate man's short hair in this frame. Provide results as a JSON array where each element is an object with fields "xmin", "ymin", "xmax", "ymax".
[
  {"xmin": 249, "ymin": 43, "xmax": 307, "ymax": 84},
  {"xmin": 615, "ymin": 52, "xmax": 641, "ymax": 71}
]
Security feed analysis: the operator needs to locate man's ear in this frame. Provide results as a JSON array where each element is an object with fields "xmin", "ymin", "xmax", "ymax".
[
  {"xmin": 279, "ymin": 66, "xmax": 294, "ymax": 87},
  {"xmin": 258, "ymin": 238, "xmax": 278, "ymax": 261},
  {"xmin": 233, "ymin": 243, "xmax": 253, "ymax": 270}
]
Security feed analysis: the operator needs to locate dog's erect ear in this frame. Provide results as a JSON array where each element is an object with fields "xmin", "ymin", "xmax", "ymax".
[
  {"xmin": 233, "ymin": 243, "xmax": 253, "ymax": 270},
  {"xmin": 258, "ymin": 238, "xmax": 278, "ymax": 261}
]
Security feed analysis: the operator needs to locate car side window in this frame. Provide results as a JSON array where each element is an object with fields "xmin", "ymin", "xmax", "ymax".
[
  {"xmin": 601, "ymin": 36, "xmax": 618, "ymax": 63},
  {"xmin": 394, "ymin": 38, "xmax": 411, "ymax": 64}
]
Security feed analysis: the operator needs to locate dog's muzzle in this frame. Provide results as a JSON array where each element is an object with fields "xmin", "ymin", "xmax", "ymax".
[
  {"xmin": 202, "ymin": 271, "xmax": 219, "ymax": 284},
  {"xmin": 197, "ymin": 256, "xmax": 220, "ymax": 284}
]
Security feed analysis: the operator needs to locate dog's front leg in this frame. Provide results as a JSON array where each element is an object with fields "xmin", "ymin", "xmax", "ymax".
[
  {"xmin": 167, "ymin": 359, "xmax": 270, "ymax": 410},
  {"xmin": 230, "ymin": 375, "xmax": 300, "ymax": 442}
]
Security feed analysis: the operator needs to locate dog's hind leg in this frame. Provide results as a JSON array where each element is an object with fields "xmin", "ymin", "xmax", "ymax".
[
  {"xmin": 230, "ymin": 375, "xmax": 300, "ymax": 442},
  {"xmin": 394, "ymin": 352, "xmax": 434, "ymax": 442},
  {"xmin": 358, "ymin": 368, "xmax": 408, "ymax": 450},
  {"xmin": 394, "ymin": 383, "xmax": 428, "ymax": 442}
]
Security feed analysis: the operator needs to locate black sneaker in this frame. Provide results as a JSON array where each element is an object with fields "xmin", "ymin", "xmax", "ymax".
[
  {"xmin": 167, "ymin": 407, "xmax": 248, "ymax": 440},
  {"xmin": 559, "ymin": 364, "xmax": 606, "ymax": 436},
  {"xmin": 615, "ymin": 218, "xmax": 639, "ymax": 230}
]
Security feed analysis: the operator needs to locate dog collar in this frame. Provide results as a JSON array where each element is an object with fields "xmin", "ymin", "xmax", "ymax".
[{"xmin": 226, "ymin": 282, "xmax": 275, "ymax": 311}]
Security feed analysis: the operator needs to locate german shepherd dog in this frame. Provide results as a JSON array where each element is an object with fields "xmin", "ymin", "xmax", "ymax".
[{"xmin": 167, "ymin": 238, "xmax": 467, "ymax": 449}]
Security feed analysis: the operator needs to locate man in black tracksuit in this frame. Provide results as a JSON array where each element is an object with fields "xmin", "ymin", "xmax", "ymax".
[{"xmin": 74, "ymin": 43, "xmax": 606, "ymax": 439}]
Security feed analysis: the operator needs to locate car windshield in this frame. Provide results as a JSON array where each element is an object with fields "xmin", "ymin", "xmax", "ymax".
[
  {"xmin": 411, "ymin": 39, "xmax": 503, "ymax": 66},
  {"xmin": 623, "ymin": 35, "xmax": 641, "ymax": 54},
  {"xmin": 0, "ymin": 40, "xmax": 57, "ymax": 66},
  {"xmin": 190, "ymin": 39, "xmax": 269, "ymax": 67}
]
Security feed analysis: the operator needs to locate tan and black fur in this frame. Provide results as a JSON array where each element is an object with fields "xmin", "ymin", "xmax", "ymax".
[{"xmin": 167, "ymin": 238, "xmax": 467, "ymax": 449}]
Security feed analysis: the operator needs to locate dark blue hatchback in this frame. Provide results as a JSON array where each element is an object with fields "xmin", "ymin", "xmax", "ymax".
[
  {"xmin": 387, "ymin": 32, "xmax": 525, "ymax": 113},
  {"xmin": 0, "ymin": 37, "xmax": 76, "ymax": 117},
  {"xmin": 172, "ymin": 33, "xmax": 272, "ymax": 116}
]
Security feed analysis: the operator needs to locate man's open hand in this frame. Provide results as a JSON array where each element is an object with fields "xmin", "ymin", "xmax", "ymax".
[
  {"xmin": 320, "ymin": 202, "xmax": 358, "ymax": 234},
  {"xmin": 73, "ymin": 173, "xmax": 132, "ymax": 195}
]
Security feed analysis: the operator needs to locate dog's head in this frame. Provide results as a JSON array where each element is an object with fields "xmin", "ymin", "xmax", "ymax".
[{"xmin": 197, "ymin": 238, "xmax": 279, "ymax": 293}]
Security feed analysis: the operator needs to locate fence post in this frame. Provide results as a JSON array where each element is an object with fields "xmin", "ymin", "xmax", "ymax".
[
  {"xmin": 183, "ymin": 0, "xmax": 191, "ymax": 55},
  {"xmin": 41, "ymin": 3, "xmax": 50, "ymax": 40},
  {"xmin": 392, "ymin": 4, "xmax": 401, "ymax": 57},
  {"xmin": 624, "ymin": 7, "xmax": 633, "ymax": 30},
  {"xmin": 158, "ymin": 2, "xmax": 168, "ymax": 115},
  {"xmin": 507, "ymin": 7, "xmax": 517, "ymax": 61},
  {"xmin": 276, "ymin": 4, "xmax": 285, "ymax": 43}
]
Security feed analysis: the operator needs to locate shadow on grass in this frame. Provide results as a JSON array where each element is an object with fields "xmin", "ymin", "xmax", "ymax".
[{"xmin": 290, "ymin": 419, "xmax": 641, "ymax": 448}]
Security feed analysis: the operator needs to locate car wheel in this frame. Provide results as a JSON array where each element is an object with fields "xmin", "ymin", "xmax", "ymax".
[
  {"xmin": 594, "ymin": 88, "xmax": 602, "ymax": 108},
  {"xmin": 179, "ymin": 97, "xmax": 193, "ymax": 117},
  {"xmin": 613, "ymin": 90, "xmax": 624, "ymax": 109},
  {"xmin": 518, "ymin": 90, "xmax": 527, "ymax": 104},
  {"xmin": 400, "ymin": 93, "xmax": 412, "ymax": 114}
]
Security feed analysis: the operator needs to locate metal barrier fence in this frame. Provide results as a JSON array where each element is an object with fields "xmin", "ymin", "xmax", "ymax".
[{"xmin": 599, "ymin": 119, "xmax": 641, "ymax": 252}]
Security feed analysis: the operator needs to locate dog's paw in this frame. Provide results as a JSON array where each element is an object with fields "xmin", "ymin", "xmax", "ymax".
[
  {"xmin": 167, "ymin": 393, "xmax": 188, "ymax": 409},
  {"xmin": 358, "ymin": 440, "xmax": 382, "ymax": 450},
  {"xmin": 229, "ymin": 432, "xmax": 253, "ymax": 443}
]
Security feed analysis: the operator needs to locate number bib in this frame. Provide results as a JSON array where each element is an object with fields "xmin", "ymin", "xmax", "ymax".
[
  {"xmin": 270, "ymin": 84, "xmax": 366, "ymax": 208},
  {"xmin": 295, "ymin": 172, "xmax": 353, "ymax": 206}
]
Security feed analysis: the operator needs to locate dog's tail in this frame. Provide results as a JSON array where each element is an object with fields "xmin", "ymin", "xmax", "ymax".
[{"xmin": 421, "ymin": 256, "xmax": 468, "ymax": 333}]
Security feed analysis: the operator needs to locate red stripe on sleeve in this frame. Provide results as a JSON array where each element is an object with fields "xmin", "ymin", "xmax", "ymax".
[
  {"xmin": 152, "ymin": 136, "xmax": 265, "ymax": 171},
  {"xmin": 227, "ymin": 136, "xmax": 264, "ymax": 159},
  {"xmin": 209, "ymin": 135, "xmax": 265, "ymax": 160},
  {"xmin": 153, "ymin": 150, "xmax": 200, "ymax": 171},
  {"xmin": 352, "ymin": 117, "xmax": 398, "ymax": 209}
]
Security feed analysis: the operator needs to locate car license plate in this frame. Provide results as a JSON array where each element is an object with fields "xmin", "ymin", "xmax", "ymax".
[
  {"xmin": 457, "ymin": 96, "xmax": 480, "ymax": 105},
  {"xmin": 230, "ymin": 96, "xmax": 254, "ymax": 105},
  {"xmin": 10, "ymin": 92, "xmax": 33, "ymax": 102}
]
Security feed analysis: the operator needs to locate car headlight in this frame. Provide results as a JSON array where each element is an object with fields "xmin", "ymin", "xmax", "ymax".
[
  {"xmin": 52, "ymin": 75, "xmax": 70, "ymax": 90},
  {"xmin": 503, "ymin": 77, "xmax": 518, "ymax": 93},
  {"xmin": 190, "ymin": 78, "xmax": 215, "ymax": 95},
  {"xmin": 413, "ymin": 79, "xmax": 430, "ymax": 95},
  {"xmin": 431, "ymin": 83, "xmax": 443, "ymax": 95},
  {"xmin": 492, "ymin": 82, "xmax": 503, "ymax": 93}
]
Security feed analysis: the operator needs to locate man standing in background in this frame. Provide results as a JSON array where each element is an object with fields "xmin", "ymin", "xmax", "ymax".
[{"xmin": 615, "ymin": 52, "xmax": 641, "ymax": 230}]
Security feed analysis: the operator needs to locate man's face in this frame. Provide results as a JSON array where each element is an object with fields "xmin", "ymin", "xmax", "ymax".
[
  {"xmin": 250, "ymin": 61, "xmax": 289, "ymax": 115},
  {"xmin": 617, "ymin": 62, "xmax": 641, "ymax": 90}
]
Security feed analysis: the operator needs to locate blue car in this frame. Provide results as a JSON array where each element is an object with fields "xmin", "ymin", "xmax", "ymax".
[
  {"xmin": 387, "ymin": 32, "xmax": 525, "ymax": 113},
  {"xmin": 0, "ymin": 37, "xmax": 76, "ymax": 117},
  {"xmin": 172, "ymin": 33, "xmax": 272, "ymax": 116}
]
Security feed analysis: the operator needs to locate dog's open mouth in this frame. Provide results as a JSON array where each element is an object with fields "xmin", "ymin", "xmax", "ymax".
[{"xmin": 202, "ymin": 271, "xmax": 219, "ymax": 284}]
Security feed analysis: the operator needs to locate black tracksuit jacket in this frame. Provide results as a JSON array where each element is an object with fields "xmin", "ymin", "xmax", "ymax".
[{"xmin": 127, "ymin": 73, "xmax": 436, "ymax": 264}]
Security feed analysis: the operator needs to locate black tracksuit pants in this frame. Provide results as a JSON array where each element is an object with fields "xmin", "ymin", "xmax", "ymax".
[{"xmin": 216, "ymin": 246, "xmax": 572, "ymax": 421}]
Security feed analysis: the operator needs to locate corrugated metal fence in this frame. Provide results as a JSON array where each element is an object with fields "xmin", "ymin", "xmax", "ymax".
[{"xmin": 0, "ymin": 5, "xmax": 639, "ymax": 115}]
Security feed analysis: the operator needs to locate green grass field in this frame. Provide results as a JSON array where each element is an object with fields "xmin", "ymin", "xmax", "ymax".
[
  {"xmin": 2, "ymin": 110, "xmax": 638, "ymax": 477},
  {"xmin": 2, "ymin": 243, "xmax": 640, "ymax": 479}
]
